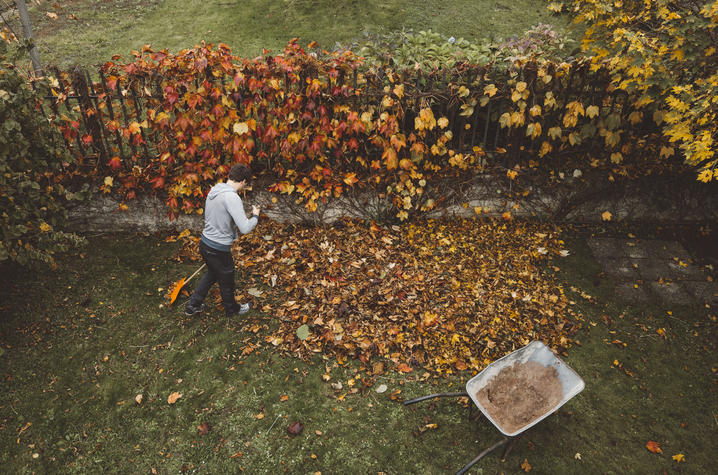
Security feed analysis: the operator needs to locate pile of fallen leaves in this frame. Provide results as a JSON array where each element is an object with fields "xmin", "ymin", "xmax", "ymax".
[{"xmin": 174, "ymin": 218, "xmax": 580, "ymax": 374}]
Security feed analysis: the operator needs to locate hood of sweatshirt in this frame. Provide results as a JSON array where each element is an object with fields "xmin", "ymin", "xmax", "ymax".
[{"xmin": 207, "ymin": 182, "xmax": 236, "ymax": 200}]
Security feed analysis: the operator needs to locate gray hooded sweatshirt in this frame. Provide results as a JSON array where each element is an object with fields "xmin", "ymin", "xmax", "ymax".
[{"xmin": 200, "ymin": 183, "xmax": 258, "ymax": 252}]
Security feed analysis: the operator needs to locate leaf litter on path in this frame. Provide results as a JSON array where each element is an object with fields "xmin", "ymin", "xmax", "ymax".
[{"xmin": 177, "ymin": 218, "xmax": 580, "ymax": 374}]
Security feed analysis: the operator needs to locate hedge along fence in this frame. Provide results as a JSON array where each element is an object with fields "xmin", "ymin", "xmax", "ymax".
[{"xmin": 39, "ymin": 40, "xmax": 690, "ymax": 222}]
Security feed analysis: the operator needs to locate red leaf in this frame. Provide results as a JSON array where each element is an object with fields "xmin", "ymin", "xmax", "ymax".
[
  {"xmin": 287, "ymin": 421, "xmax": 304, "ymax": 435},
  {"xmin": 150, "ymin": 176, "xmax": 165, "ymax": 189},
  {"xmin": 108, "ymin": 156, "xmax": 122, "ymax": 170}
]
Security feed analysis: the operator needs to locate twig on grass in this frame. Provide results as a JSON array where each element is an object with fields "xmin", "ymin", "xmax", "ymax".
[{"xmin": 266, "ymin": 414, "xmax": 281, "ymax": 433}]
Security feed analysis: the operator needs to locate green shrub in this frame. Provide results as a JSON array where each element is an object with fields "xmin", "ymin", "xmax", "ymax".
[
  {"xmin": 0, "ymin": 61, "xmax": 84, "ymax": 266},
  {"xmin": 339, "ymin": 26, "xmax": 574, "ymax": 71}
]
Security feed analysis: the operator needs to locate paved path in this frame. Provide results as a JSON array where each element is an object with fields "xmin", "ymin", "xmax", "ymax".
[{"xmin": 587, "ymin": 238, "xmax": 718, "ymax": 307}]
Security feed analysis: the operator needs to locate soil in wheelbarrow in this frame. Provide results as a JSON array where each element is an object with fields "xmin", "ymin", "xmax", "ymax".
[{"xmin": 476, "ymin": 361, "xmax": 563, "ymax": 434}]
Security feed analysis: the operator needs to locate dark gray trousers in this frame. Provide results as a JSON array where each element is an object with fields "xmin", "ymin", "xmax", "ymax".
[{"xmin": 189, "ymin": 240, "xmax": 236, "ymax": 311}]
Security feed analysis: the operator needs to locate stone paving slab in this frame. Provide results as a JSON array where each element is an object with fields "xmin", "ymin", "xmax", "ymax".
[
  {"xmin": 602, "ymin": 258, "xmax": 641, "ymax": 280},
  {"xmin": 615, "ymin": 282, "xmax": 651, "ymax": 302},
  {"xmin": 665, "ymin": 261, "xmax": 706, "ymax": 280},
  {"xmin": 649, "ymin": 282, "xmax": 694, "ymax": 306},
  {"xmin": 587, "ymin": 238, "xmax": 626, "ymax": 259},
  {"xmin": 589, "ymin": 237, "xmax": 713, "ymax": 307},
  {"xmin": 634, "ymin": 259, "xmax": 679, "ymax": 280},
  {"xmin": 621, "ymin": 241, "xmax": 650, "ymax": 259},
  {"xmin": 684, "ymin": 281, "xmax": 718, "ymax": 306}
]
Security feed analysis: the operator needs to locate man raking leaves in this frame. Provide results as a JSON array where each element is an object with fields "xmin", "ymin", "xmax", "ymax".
[{"xmin": 185, "ymin": 164, "xmax": 260, "ymax": 317}]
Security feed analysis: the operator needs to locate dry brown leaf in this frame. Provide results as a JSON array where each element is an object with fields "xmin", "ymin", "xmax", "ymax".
[
  {"xmin": 167, "ymin": 392, "xmax": 182, "ymax": 404},
  {"xmin": 287, "ymin": 421, "xmax": 304, "ymax": 435},
  {"xmin": 646, "ymin": 440, "xmax": 662, "ymax": 454},
  {"xmin": 197, "ymin": 422, "xmax": 211, "ymax": 435}
]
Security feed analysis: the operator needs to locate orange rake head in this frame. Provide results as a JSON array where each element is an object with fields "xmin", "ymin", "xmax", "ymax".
[{"xmin": 168, "ymin": 263, "xmax": 205, "ymax": 305}]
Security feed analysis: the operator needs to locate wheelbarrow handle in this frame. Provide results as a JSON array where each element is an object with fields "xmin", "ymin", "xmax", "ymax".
[
  {"xmin": 456, "ymin": 437, "xmax": 510, "ymax": 475},
  {"xmin": 403, "ymin": 391, "xmax": 468, "ymax": 406}
]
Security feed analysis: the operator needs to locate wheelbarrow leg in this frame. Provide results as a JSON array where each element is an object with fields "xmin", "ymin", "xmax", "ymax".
[
  {"xmin": 500, "ymin": 435, "xmax": 521, "ymax": 462},
  {"xmin": 456, "ymin": 437, "xmax": 509, "ymax": 475}
]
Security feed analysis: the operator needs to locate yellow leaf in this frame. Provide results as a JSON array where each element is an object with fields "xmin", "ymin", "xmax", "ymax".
[
  {"xmin": 104, "ymin": 176, "xmax": 114, "ymax": 187},
  {"xmin": 383, "ymin": 147, "xmax": 398, "ymax": 169},
  {"xmin": 233, "ymin": 122, "xmax": 249, "ymax": 135},
  {"xmin": 167, "ymin": 392, "xmax": 182, "ymax": 404},
  {"xmin": 539, "ymin": 141, "xmax": 552, "ymax": 157},
  {"xmin": 601, "ymin": 211, "xmax": 612, "ymax": 221},
  {"xmin": 660, "ymin": 146, "xmax": 674, "ymax": 158},
  {"xmin": 586, "ymin": 105, "xmax": 599, "ymax": 118},
  {"xmin": 697, "ymin": 169, "xmax": 713, "ymax": 182},
  {"xmin": 529, "ymin": 105, "xmax": 542, "ymax": 117},
  {"xmin": 457, "ymin": 86, "xmax": 470, "ymax": 98},
  {"xmin": 343, "ymin": 172, "xmax": 358, "ymax": 186},
  {"xmin": 672, "ymin": 454, "xmax": 685, "ymax": 463},
  {"xmin": 499, "ymin": 112, "xmax": 511, "ymax": 128},
  {"xmin": 437, "ymin": 117, "xmax": 449, "ymax": 129},
  {"xmin": 393, "ymin": 84, "xmax": 404, "ymax": 99},
  {"xmin": 127, "ymin": 121, "xmax": 141, "ymax": 134},
  {"xmin": 484, "ymin": 84, "xmax": 497, "ymax": 97},
  {"xmin": 515, "ymin": 81, "xmax": 527, "ymax": 93},
  {"xmin": 39, "ymin": 222, "xmax": 52, "ymax": 233}
]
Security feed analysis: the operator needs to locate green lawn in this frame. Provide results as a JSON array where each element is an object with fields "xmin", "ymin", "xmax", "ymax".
[
  {"xmin": 0, "ymin": 221, "xmax": 715, "ymax": 473},
  {"xmin": 9, "ymin": 0, "xmax": 572, "ymax": 67}
]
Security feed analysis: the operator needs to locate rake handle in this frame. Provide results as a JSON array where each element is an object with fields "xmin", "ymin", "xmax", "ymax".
[{"xmin": 185, "ymin": 263, "xmax": 206, "ymax": 283}]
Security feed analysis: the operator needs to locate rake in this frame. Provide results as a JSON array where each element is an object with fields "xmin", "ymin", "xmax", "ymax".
[{"xmin": 169, "ymin": 264, "xmax": 205, "ymax": 305}]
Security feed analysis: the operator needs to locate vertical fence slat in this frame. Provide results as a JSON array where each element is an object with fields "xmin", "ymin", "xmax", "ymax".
[
  {"xmin": 129, "ymin": 82, "xmax": 152, "ymax": 159},
  {"xmin": 83, "ymin": 68, "xmax": 112, "ymax": 162},
  {"xmin": 115, "ymin": 78, "xmax": 138, "ymax": 158},
  {"xmin": 98, "ymin": 69, "xmax": 126, "ymax": 161},
  {"xmin": 53, "ymin": 66, "xmax": 87, "ymax": 162}
]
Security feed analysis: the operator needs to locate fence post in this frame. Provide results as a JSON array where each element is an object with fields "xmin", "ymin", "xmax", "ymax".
[{"xmin": 15, "ymin": 0, "xmax": 43, "ymax": 77}]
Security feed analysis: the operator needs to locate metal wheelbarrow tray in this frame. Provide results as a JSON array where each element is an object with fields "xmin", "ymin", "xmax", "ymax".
[{"xmin": 403, "ymin": 341, "xmax": 585, "ymax": 474}]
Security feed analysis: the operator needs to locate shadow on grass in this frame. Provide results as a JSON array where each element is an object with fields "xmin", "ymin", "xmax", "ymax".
[{"xmin": 0, "ymin": 229, "xmax": 715, "ymax": 473}]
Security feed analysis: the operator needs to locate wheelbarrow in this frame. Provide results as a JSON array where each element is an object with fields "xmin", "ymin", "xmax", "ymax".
[{"xmin": 403, "ymin": 341, "xmax": 585, "ymax": 474}]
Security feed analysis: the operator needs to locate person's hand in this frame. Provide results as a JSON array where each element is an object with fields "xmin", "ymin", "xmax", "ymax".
[{"xmin": 252, "ymin": 205, "xmax": 260, "ymax": 217}]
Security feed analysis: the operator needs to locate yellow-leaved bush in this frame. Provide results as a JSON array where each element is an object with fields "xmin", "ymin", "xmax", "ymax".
[{"xmin": 551, "ymin": 0, "xmax": 718, "ymax": 182}]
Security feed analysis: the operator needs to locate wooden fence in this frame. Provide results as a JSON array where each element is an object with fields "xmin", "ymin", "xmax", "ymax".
[{"xmin": 34, "ymin": 52, "xmax": 667, "ymax": 187}]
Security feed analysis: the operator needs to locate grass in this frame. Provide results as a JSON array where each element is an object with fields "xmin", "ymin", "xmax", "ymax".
[
  {"xmin": 0, "ymin": 221, "xmax": 716, "ymax": 473},
  {"xmin": 6, "ymin": 0, "xmax": 574, "ymax": 68}
]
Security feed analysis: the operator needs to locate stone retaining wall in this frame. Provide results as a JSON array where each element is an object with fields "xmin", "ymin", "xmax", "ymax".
[{"xmin": 67, "ymin": 176, "xmax": 718, "ymax": 233}]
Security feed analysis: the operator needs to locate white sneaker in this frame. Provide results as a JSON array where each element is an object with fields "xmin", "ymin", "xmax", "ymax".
[{"xmin": 226, "ymin": 302, "xmax": 251, "ymax": 316}]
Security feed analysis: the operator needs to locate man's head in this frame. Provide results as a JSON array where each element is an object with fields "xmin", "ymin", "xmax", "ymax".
[{"xmin": 227, "ymin": 163, "xmax": 252, "ymax": 191}]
